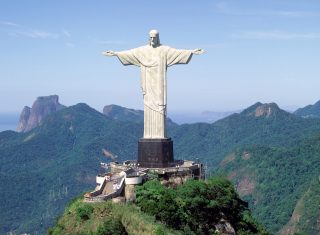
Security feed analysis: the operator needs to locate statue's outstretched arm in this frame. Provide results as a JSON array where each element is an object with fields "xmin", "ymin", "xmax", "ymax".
[
  {"xmin": 192, "ymin": 48, "xmax": 205, "ymax": 55},
  {"xmin": 102, "ymin": 50, "xmax": 117, "ymax": 56},
  {"xmin": 102, "ymin": 49, "xmax": 140, "ymax": 66}
]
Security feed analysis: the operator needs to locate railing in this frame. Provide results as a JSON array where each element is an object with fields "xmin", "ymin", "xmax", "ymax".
[
  {"xmin": 97, "ymin": 176, "xmax": 125, "ymax": 201},
  {"xmin": 87, "ymin": 178, "xmax": 107, "ymax": 197}
]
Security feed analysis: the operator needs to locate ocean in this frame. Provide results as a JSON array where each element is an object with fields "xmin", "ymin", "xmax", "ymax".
[{"xmin": 0, "ymin": 113, "xmax": 19, "ymax": 132}]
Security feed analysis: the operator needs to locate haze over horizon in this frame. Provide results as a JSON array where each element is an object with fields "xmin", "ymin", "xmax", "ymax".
[
  {"xmin": 0, "ymin": 97, "xmax": 309, "ymax": 132},
  {"xmin": 1, "ymin": 1, "xmax": 320, "ymax": 114}
]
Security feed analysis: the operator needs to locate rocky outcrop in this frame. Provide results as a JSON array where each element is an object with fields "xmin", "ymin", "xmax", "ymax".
[
  {"xmin": 17, "ymin": 95, "xmax": 66, "ymax": 132},
  {"xmin": 16, "ymin": 106, "xmax": 31, "ymax": 132},
  {"xmin": 254, "ymin": 103, "xmax": 276, "ymax": 117},
  {"xmin": 215, "ymin": 217, "xmax": 236, "ymax": 235},
  {"xmin": 241, "ymin": 102, "xmax": 283, "ymax": 118}
]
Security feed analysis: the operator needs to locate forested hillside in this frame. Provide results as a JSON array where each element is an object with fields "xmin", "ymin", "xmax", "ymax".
[
  {"xmin": 49, "ymin": 177, "xmax": 270, "ymax": 235},
  {"xmin": 294, "ymin": 100, "xmax": 320, "ymax": 118},
  {"xmin": 0, "ymin": 103, "xmax": 142, "ymax": 234},
  {"xmin": 1, "ymin": 101, "xmax": 320, "ymax": 234},
  {"xmin": 217, "ymin": 134, "xmax": 320, "ymax": 233},
  {"xmin": 172, "ymin": 102, "xmax": 320, "ymax": 168}
]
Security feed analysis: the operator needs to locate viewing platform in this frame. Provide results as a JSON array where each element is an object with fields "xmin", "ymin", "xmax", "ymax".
[{"xmin": 84, "ymin": 159, "xmax": 204, "ymax": 203}]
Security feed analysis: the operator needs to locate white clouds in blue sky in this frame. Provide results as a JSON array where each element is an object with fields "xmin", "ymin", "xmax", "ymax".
[
  {"xmin": 0, "ymin": 0, "xmax": 320, "ymax": 113},
  {"xmin": 0, "ymin": 21, "xmax": 19, "ymax": 27}
]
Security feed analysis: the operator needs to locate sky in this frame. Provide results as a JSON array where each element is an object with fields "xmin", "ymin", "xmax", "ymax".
[{"xmin": 1, "ymin": 0, "xmax": 320, "ymax": 115}]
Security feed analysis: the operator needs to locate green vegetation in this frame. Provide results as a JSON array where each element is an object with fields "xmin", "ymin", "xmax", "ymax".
[
  {"xmin": 48, "ymin": 197, "xmax": 181, "ymax": 235},
  {"xmin": 76, "ymin": 203, "xmax": 94, "ymax": 221},
  {"xmin": 293, "ymin": 178, "xmax": 320, "ymax": 235},
  {"xmin": 0, "ymin": 103, "xmax": 142, "ymax": 234},
  {"xmin": 218, "ymin": 134, "xmax": 320, "ymax": 233},
  {"xmin": 95, "ymin": 217, "xmax": 127, "ymax": 235},
  {"xmin": 1, "ymin": 102, "xmax": 320, "ymax": 234},
  {"xmin": 171, "ymin": 102, "xmax": 320, "ymax": 168},
  {"xmin": 49, "ymin": 177, "xmax": 269, "ymax": 235},
  {"xmin": 135, "ymin": 177, "xmax": 270, "ymax": 235},
  {"xmin": 294, "ymin": 100, "xmax": 320, "ymax": 118}
]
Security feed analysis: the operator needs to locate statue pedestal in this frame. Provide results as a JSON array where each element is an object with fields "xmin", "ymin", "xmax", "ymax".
[{"xmin": 138, "ymin": 138, "xmax": 174, "ymax": 168}]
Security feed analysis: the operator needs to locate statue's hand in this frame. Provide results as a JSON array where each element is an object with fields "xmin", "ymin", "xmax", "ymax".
[
  {"xmin": 192, "ymin": 48, "xmax": 205, "ymax": 55},
  {"xmin": 102, "ymin": 50, "xmax": 116, "ymax": 56}
]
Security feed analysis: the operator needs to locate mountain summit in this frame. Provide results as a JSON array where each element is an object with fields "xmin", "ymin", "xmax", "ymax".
[
  {"xmin": 103, "ymin": 104, "xmax": 177, "ymax": 126},
  {"xmin": 17, "ymin": 95, "xmax": 66, "ymax": 132},
  {"xmin": 240, "ymin": 102, "xmax": 283, "ymax": 118},
  {"xmin": 294, "ymin": 100, "xmax": 320, "ymax": 118},
  {"xmin": 103, "ymin": 104, "xmax": 144, "ymax": 123}
]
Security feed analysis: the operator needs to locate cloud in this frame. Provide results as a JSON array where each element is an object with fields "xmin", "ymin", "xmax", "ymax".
[
  {"xmin": 0, "ymin": 21, "xmax": 19, "ymax": 27},
  {"xmin": 1, "ymin": 21, "xmax": 60, "ymax": 39},
  {"xmin": 232, "ymin": 30, "xmax": 320, "ymax": 40},
  {"xmin": 10, "ymin": 30, "xmax": 60, "ymax": 39}
]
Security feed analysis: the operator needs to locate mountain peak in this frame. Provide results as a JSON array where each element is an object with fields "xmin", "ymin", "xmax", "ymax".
[
  {"xmin": 241, "ymin": 102, "xmax": 281, "ymax": 118},
  {"xmin": 17, "ymin": 95, "xmax": 66, "ymax": 132},
  {"xmin": 254, "ymin": 103, "xmax": 280, "ymax": 117},
  {"xmin": 102, "ymin": 104, "xmax": 177, "ymax": 126},
  {"xmin": 294, "ymin": 99, "xmax": 320, "ymax": 118},
  {"xmin": 103, "ymin": 104, "xmax": 144, "ymax": 123}
]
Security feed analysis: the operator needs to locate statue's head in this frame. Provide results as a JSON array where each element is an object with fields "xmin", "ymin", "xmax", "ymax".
[{"xmin": 149, "ymin": 29, "xmax": 160, "ymax": 47}]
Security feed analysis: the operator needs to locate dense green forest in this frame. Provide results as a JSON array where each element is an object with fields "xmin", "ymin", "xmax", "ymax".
[
  {"xmin": 135, "ymin": 177, "xmax": 270, "ymax": 235},
  {"xmin": 48, "ymin": 195, "xmax": 181, "ymax": 235},
  {"xmin": 1, "ymin": 101, "xmax": 320, "ymax": 234},
  {"xmin": 49, "ymin": 177, "xmax": 270, "ymax": 235},
  {"xmin": 0, "ymin": 104, "xmax": 142, "ymax": 234},
  {"xmin": 172, "ymin": 102, "xmax": 320, "ymax": 168},
  {"xmin": 217, "ymin": 133, "xmax": 320, "ymax": 233}
]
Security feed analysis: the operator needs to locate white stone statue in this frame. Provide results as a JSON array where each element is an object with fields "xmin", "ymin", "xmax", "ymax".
[{"xmin": 103, "ymin": 30, "xmax": 204, "ymax": 139}]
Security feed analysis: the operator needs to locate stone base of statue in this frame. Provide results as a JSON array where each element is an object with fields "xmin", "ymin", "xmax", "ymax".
[{"xmin": 138, "ymin": 138, "xmax": 174, "ymax": 168}]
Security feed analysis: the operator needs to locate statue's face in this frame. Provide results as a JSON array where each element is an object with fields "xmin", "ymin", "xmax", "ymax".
[{"xmin": 149, "ymin": 34, "xmax": 159, "ymax": 47}]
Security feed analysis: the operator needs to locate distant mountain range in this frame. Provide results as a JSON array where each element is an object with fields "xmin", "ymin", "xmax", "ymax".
[
  {"xmin": 294, "ymin": 100, "xmax": 320, "ymax": 118},
  {"xmin": 7, "ymin": 96, "xmax": 320, "ymax": 133},
  {"xmin": 1, "ymin": 96, "xmax": 320, "ymax": 234},
  {"xmin": 13, "ymin": 96, "xmax": 234, "ymax": 133}
]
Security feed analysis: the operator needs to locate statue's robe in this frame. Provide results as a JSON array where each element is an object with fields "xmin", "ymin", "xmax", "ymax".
[{"xmin": 116, "ymin": 45, "xmax": 192, "ymax": 139}]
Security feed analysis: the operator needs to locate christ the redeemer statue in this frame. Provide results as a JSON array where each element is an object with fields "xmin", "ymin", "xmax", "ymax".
[{"xmin": 103, "ymin": 30, "xmax": 204, "ymax": 139}]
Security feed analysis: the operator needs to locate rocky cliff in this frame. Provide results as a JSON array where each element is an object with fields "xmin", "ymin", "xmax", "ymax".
[
  {"xmin": 16, "ymin": 106, "xmax": 31, "ymax": 132},
  {"xmin": 241, "ymin": 102, "xmax": 283, "ymax": 118},
  {"xmin": 17, "ymin": 95, "xmax": 66, "ymax": 132}
]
